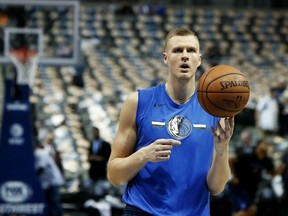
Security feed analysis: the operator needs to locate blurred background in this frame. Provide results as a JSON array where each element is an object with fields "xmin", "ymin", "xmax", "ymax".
[{"xmin": 0, "ymin": 0, "xmax": 288, "ymax": 215}]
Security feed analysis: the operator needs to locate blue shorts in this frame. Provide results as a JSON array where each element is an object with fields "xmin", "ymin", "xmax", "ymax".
[{"xmin": 122, "ymin": 204, "xmax": 152, "ymax": 216}]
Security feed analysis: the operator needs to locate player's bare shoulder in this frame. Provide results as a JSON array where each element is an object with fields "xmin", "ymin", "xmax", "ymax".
[
  {"xmin": 124, "ymin": 92, "xmax": 138, "ymax": 109},
  {"xmin": 128, "ymin": 91, "xmax": 139, "ymax": 103},
  {"xmin": 120, "ymin": 92, "xmax": 138, "ymax": 120}
]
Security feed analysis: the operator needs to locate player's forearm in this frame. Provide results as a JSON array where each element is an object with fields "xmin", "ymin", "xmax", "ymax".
[
  {"xmin": 107, "ymin": 149, "xmax": 149, "ymax": 186},
  {"xmin": 206, "ymin": 150, "xmax": 231, "ymax": 195}
]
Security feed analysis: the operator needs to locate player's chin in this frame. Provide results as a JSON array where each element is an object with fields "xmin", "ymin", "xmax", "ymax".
[{"xmin": 178, "ymin": 71, "xmax": 195, "ymax": 80}]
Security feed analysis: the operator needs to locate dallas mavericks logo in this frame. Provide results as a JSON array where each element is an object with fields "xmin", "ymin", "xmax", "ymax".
[{"xmin": 167, "ymin": 115, "xmax": 192, "ymax": 140}]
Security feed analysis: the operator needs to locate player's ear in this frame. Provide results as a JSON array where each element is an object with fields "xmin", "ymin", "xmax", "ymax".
[
  {"xmin": 198, "ymin": 53, "xmax": 202, "ymax": 67},
  {"xmin": 163, "ymin": 53, "xmax": 168, "ymax": 64}
]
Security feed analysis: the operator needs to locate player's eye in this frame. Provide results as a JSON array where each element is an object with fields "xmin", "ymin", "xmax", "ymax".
[
  {"xmin": 173, "ymin": 48, "xmax": 182, "ymax": 53},
  {"xmin": 187, "ymin": 48, "xmax": 196, "ymax": 53}
]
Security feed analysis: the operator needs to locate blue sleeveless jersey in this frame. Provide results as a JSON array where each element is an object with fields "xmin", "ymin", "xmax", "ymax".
[{"xmin": 122, "ymin": 83, "xmax": 220, "ymax": 216}]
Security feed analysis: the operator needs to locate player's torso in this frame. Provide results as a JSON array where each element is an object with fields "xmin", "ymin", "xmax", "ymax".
[{"xmin": 123, "ymin": 83, "xmax": 219, "ymax": 215}]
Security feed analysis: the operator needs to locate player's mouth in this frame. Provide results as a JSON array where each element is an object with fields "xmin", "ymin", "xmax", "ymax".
[{"xmin": 180, "ymin": 63, "xmax": 190, "ymax": 71}]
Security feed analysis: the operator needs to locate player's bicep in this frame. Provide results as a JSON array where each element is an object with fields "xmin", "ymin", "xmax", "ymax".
[{"xmin": 109, "ymin": 92, "xmax": 138, "ymax": 160}]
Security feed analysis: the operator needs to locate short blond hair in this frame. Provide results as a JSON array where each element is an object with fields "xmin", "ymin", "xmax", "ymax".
[{"xmin": 164, "ymin": 27, "xmax": 199, "ymax": 51}]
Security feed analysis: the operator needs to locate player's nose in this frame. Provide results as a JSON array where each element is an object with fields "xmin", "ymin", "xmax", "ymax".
[
  {"xmin": 181, "ymin": 55, "xmax": 189, "ymax": 61},
  {"xmin": 181, "ymin": 50, "xmax": 189, "ymax": 61}
]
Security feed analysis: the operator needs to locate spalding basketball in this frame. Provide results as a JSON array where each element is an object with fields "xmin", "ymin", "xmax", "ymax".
[{"xmin": 197, "ymin": 65, "xmax": 250, "ymax": 118}]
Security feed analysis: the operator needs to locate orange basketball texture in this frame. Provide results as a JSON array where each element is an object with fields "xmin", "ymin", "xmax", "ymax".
[{"xmin": 197, "ymin": 65, "xmax": 250, "ymax": 118}]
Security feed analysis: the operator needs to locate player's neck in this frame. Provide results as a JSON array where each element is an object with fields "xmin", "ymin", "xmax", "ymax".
[{"xmin": 165, "ymin": 83, "xmax": 195, "ymax": 104}]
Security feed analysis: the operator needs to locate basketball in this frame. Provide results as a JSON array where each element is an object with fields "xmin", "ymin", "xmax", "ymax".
[{"xmin": 197, "ymin": 65, "xmax": 250, "ymax": 118}]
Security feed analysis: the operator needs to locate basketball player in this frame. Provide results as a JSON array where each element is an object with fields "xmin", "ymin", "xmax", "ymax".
[{"xmin": 107, "ymin": 27, "xmax": 234, "ymax": 215}]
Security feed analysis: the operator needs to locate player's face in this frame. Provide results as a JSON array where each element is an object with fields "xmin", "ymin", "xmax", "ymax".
[{"xmin": 163, "ymin": 35, "xmax": 201, "ymax": 79}]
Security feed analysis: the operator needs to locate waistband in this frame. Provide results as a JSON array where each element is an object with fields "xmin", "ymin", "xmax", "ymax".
[{"xmin": 123, "ymin": 204, "xmax": 152, "ymax": 216}]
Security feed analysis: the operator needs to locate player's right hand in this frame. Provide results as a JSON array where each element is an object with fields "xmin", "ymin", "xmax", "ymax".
[{"xmin": 140, "ymin": 139, "xmax": 181, "ymax": 162}]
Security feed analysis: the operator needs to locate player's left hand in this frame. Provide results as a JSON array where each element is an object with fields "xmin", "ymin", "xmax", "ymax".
[{"xmin": 210, "ymin": 117, "xmax": 234, "ymax": 155}]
